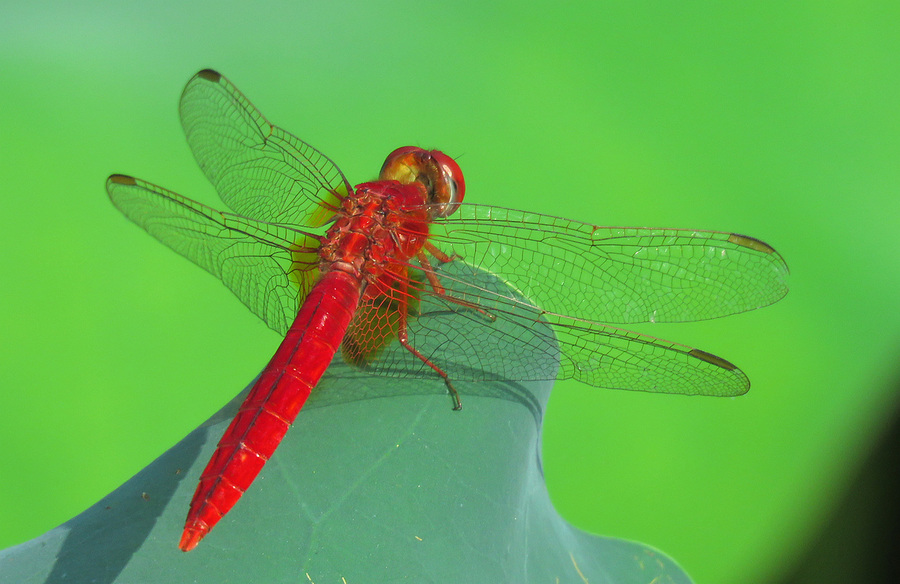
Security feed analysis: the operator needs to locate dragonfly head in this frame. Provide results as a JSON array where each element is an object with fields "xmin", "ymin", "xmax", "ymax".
[{"xmin": 379, "ymin": 147, "xmax": 465, "ymax": 218}]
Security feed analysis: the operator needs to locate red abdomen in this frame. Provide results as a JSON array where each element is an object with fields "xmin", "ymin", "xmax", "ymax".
[{"xmin": 179, "ymin": 269, "xmax": 362, "ymax": 551}]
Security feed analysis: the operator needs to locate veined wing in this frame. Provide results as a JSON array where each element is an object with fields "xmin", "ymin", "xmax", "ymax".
[
  {"xmin": 428, "ymin": 204, "xmax": 789, "ymax": 325},
  {"xmin": 350, "ymin": 259, "xmax": 750, "ymax": 396},
  {"xmin": 338, "ymin": 205, "xmax": 784, "ymax": 396},
  {"xmin": 107, "ymin": 174, "xmax": 314, "ymax": 336},
  {"xmin": 179, "ymin": 69, "xmax": 352, "ymax": 227}
]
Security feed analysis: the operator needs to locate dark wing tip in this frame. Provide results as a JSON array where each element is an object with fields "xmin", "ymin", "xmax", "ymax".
[
  {"xmin": 728, "ymin": 233, "xmax": 776, "ymax": 254},
  {"xmin": 108, "ymin": 174, "xmax": 137, "ymax": 186},
  {"xmin": 688, "ymin": 348, "xmax": 750, "ymax": 397},
  {"xmin": 729, "ymin": 232, "xmax": 791, "ymax": 276},
  {"xmin": 688, "ymin": 348, "xmax": 737, "ymax": 371},
  {"xmin": 196, "ymin": 69, "xmax": 222, "ymax": 83}
]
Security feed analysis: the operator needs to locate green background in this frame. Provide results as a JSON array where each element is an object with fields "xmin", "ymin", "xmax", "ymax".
[{"xmin": 2, "ymin": 1, "xmax": 898, "ymax": 582}]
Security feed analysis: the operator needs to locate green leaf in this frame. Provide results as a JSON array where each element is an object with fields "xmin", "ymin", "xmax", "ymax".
[{"xmin": 0, "ymin": 359, "xmax": 691, "ymax": 583}]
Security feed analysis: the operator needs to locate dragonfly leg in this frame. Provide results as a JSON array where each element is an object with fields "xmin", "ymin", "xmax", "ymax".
[
  {"xmin": 416, "ymin": 251, "xmax": 496, "ymax": 322},
  {"xmin": 396, "ymin": 271, "xmax": 463, "ymax": 410},
  {"xmin": 424, "ymin": 241, "xmax": 457, "ymax": 263}
]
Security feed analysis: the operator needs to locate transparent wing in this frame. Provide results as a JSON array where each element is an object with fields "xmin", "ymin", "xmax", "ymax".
[
  {"xmin": 179, "ymin": 69, "xmax": 352, "ymax": 226},
  {"xmin": 340, "ymin": 205, "xmax": 787, "ymax": 396},
  {"xmin": 107, "ymin": 174, "xmax": 315, "ymax": 336},
  {"xmin": 428, "ymin": 204, "xmax": 789, "ymax": 324},
  {"xmin": 350, "ymin": 259, "xmax": 749, "ymax": 396}
]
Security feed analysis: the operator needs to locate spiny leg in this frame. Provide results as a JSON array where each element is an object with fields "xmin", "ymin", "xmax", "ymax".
[
  {"xmin": 395, "ymin": 270, "xmax": 463, "ymax": 410},
  {"xmin": 424, "ymin": 241, "xmax": 457, "ymax": 263},
  {"xmin": 416, "ymin": 250, "xmax": 496, "ymax": 322}
]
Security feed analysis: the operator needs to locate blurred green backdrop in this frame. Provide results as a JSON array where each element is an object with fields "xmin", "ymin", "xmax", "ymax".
[{"xmin": 2, "ymin": 1, "xmax": 899, "ymax": 582}]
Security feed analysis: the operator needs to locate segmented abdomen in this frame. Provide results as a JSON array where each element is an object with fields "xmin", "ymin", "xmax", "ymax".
[{"xmin": 179, "ymin": 269, "xmax": 363, "ymax": 551}]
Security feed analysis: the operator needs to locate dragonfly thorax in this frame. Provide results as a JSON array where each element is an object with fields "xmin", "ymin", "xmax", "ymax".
[{"xmin": 318, "ymin": 181, "xmax": 432, "ymax": 289}]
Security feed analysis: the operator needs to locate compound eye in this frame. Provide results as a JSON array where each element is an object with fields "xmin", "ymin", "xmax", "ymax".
[
  {"xmin": 379, "ymin": 146, "xmax": 421, "ymax": 185},
  {"xmin": 380, "ymin": 147, "xmax": 466, "ymax": 218},
  {"xmin": 428, "ymin": 150, "xmax": 465, "ymax": 217},
  {"xmin": 380, "ymin": 146, "xmax": 418, "ymax": 172}
]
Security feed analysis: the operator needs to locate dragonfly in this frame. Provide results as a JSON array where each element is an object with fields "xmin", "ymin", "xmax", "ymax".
[{"xmin": 107, "ymin": 69, "xmax": 788, "ymax": 552}]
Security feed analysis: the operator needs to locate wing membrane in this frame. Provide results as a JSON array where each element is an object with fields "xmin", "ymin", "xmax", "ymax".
[
  {"xmin": 179, "ymin": 69, "xmax": 351, "ymax": 226},
  {"xmin": 107, "ymin": 174, "xmax": 313, "ymax": 335},
  {"xmin": 428, "ymin": 204, "xmax": 789, "ymax": 324},
  {"xmin": 354, "ymin": 259, "xmax": 749, "ymax": 396}
]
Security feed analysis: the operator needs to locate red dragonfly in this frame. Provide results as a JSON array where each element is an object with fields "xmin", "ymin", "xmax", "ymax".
[{"xmin": 107, "ymin": 69, "xmax": 788, "ymax": 551}]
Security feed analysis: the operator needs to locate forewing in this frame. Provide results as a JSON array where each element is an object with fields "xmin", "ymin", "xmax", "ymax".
[
  {"xmin": 179, "ymin": 69, "xmax": 351, "ymax": 227},
  {"xmin": 429, "ymin": 204, "xmax": 789, "ymax": 324},
  {"xmin": 107, "ymin": 174, "xmax": 316, "ymax": 336}
]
